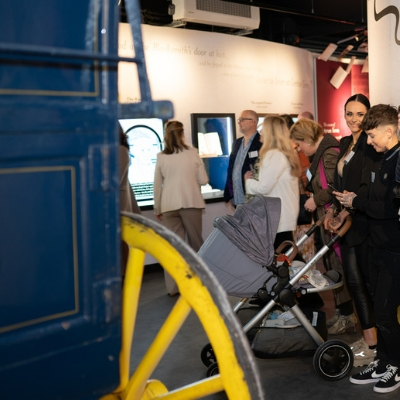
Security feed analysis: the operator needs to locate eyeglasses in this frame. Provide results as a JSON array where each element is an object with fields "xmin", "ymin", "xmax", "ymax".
[{"xmin": 237, "ymin": 118, "xmax": 254, "ymax": 123}]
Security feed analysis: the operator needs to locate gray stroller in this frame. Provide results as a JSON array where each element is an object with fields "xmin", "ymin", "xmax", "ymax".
[{"xmin": 198, "ymin": 194, "xmax": 354, "ymax": 381}]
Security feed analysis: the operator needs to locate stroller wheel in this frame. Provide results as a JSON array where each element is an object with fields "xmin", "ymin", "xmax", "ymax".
[
  {"xmin": 201, "ymin": 343, "xmax": 216, "ymax": 367},
  {"xmin": 313, "ymin": 339, "xmax": 354, "ymax": 381},
  {"xmin": 206, "ymin": 362, "xmax": 220, "ymax": 377}
]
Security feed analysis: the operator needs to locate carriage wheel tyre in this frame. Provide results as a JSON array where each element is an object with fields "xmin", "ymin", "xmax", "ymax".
[
  {"xmin": 201, "ymin": 343, "xmax": 216, "ymax": 367},
  {"xmin": 312, "ymin": 339, "xmax": 354, "ymax": 381},
  {"xmin": 111, "ymin": 214, "xmax": 265, "ymax": 400},
  {"xmin": 206, "ymin": 362, "xmax": 219, "ymax": 377}
]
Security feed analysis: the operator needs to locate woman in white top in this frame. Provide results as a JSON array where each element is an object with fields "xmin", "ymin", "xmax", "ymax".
[
  {"xmin": 154, "ymin": 120, "xmax": 209, "ymax": 294},
  {"xmin": 244, "ymin": 116, "xmax": 301, "ymax": 249}
]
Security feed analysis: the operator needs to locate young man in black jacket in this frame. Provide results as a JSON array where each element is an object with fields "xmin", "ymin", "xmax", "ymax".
[{"xmin": 333, "ymin": 104, "xmax": 400, "ymax": 394}]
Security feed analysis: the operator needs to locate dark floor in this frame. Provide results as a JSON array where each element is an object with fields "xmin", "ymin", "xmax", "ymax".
[{"xmin": 130, "ymin": 264, "xmax": 397, "ymax": 400}]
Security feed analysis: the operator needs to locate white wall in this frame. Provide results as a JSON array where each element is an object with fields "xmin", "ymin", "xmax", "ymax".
[
  {"xmin": 118, "ymin": 23, "xmax": 315, "ymax": 263},
  {"xmin": 367, "ymin": 0, "xmax": 400, "ymax": 105}
]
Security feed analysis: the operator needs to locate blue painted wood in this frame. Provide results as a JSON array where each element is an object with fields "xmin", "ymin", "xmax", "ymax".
[{"xmin": 0, "ymin": 0, "xmax": 172, "ymax": 398}]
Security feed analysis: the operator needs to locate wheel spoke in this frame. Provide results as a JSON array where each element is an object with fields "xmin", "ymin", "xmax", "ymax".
[{"xmin": 102, "ymin": 214, "xmax": 265, "ymax": 400}]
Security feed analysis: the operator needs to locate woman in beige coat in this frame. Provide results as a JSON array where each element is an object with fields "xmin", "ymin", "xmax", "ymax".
[{"xmin": 154, "ymin": 120, "xmax": 209, "ymax": 294}]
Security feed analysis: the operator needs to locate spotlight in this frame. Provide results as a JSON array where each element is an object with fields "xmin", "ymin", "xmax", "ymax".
[
  {"xmin": 286, "ymin": 34, "xmax": 300, "ymax": 46},
  {"xmin": 355, "ymin": 33, "xmax": 367, "ymax": 42}
]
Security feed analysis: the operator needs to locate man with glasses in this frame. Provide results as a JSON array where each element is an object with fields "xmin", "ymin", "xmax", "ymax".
[{"xmin": 224, "ymin": 110, "xmax": 261, "ymax": 207}]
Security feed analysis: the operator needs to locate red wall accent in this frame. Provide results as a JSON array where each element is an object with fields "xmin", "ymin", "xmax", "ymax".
[
  {"xmin": 351, "ymin": 64, "xmax": 369, "ymax": 99},
  {"xmin": 316, "ymin": 59, "xmax": 369, "ymax": 140}
]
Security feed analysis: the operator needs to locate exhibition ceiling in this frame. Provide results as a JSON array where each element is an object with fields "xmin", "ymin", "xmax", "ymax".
[{"xmin": 121, "ymin": 0, "xmax": 368, "ymax": 60}]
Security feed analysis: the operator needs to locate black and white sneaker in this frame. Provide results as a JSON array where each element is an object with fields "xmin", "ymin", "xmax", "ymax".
[
  {"xmin": 350, "ymin": 360, "xmax": 386, "ymax": 384},
  {"xmin": 374, "ymin": 365, "xmax": 400, "ymax": 393}
]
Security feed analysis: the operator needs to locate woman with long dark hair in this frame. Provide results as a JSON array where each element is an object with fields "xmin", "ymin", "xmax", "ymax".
[{"xmin": 325, "ymin": 94, "xmax": 380, "ymax": 366}]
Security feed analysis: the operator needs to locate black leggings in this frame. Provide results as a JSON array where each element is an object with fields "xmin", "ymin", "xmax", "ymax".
[{"xmin": 340, "ymin": 239, "xmax": 375, "ymax": 330}]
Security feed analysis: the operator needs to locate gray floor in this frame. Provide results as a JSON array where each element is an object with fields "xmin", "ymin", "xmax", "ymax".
[{"xmin": 131, "ymin": 265, "xmax": 397, "ymax": 400}]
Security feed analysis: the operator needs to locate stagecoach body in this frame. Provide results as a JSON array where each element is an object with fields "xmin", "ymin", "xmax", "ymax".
[{"xmin": 0, "ymin": 1, "xmax": 172, "ymax": 398}]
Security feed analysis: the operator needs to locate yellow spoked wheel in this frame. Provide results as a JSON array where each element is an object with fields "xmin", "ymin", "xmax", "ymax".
[{"xmin": 102, "ymin": 212, "xmax": 265, "ymax": 400}]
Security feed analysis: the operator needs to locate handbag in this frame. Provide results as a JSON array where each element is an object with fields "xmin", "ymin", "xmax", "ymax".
[{"xmin": 297, "ymin": 193, "xmax": 312, "ymax": 225}]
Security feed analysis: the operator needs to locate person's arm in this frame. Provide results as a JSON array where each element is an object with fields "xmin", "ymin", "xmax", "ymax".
[
  {"xmin": 196, "ymin": 152, "xmax": 209, "ymax": 185},
  {"xmin": 224, "ymin": 140, "xmax": 240, "ymax": 202},
  {"xmin": 354, "ymin": 143, "xmax": 381, "ymax": 202},
  {"xmin": 350, "ymin": 152, "xmax": 398, "ymax": 220},
  {"xmin": 245, "ymin": 150, "xmax": 285, "ymax": 195},
  {"xmin": 313, "ymin": 148, "xmax": 338, "ymax": 208},
  {"xmin": 352, "ymin": 186, "xmax": 399, "ymax": 220}
]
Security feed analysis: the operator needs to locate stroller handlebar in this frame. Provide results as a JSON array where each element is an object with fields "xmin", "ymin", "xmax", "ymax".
[
  {"xmin": 316, "ymin": 214, "xmax": 352, "ymax": 237},
  {"xmin": 335, "ymin": 215, "xmax": 352, "ymax": 238}
]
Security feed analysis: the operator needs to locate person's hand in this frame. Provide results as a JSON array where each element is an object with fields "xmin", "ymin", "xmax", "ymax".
[
  {"xmin": 244, "ymin": 171, "xmax": 253, "ymax": 181},
  {"xmin": 329, "ymin": 209, "xmax": 350, "ymax": 231},
  {"xmin": 324, "ymin": 211, "xmax": 334, "ymax": 230},
  {"xmin": 156, "ymin": 214, "xmax": 163, "ymax": 221},
  {"xmin": 334, "ymin": 190, "xmax": 357, "ymax": 208},
  {"xmin": 304, "ymin": 197, "xmax": 316, "ymax": 212}
]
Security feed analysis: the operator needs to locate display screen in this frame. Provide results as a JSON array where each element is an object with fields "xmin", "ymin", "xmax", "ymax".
[
  {"xmin": 119, "ymin": 118, "xmax": 164, "ymax": 207},
  {"xmin": 191, "ymin": 113, "xmax": 236, "ymax": 200}
]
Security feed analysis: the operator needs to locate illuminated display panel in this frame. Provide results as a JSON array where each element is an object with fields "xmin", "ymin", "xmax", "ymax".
[
  {"xmin": 191, "ymin": 113, "xmax": 236, "ymax": 200},
  {"xmin": 119, "ymin": 118, "xmax": 164, "ymax": 207}
]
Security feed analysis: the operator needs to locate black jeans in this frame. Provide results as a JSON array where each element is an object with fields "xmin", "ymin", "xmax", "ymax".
[
  {"xmin": 340, "ymin": 239, "xmax": 375, "ymax": 330},
  {"xmin": 369, "ymin": 247, "xmax": 400, "ymax": 366}
]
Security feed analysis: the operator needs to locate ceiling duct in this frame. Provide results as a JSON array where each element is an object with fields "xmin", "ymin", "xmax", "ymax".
[{"xmin": 172, "ymin": 0, "xmax": 260, "ymax": 30}]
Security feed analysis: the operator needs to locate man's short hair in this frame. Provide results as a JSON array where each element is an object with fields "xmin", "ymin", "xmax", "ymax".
[
  {"xmin": 360, "ymin": 104, "xmax": 398, "ymax": 131},
  {"xmin": 297, "ymin": 111, "xmax": 314, "ymax": 121},
  {"xmin": 242, "ymin": 109, "xmax": 258, "ymax": 122}
]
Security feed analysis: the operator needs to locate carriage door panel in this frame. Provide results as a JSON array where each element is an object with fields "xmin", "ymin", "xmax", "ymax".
[{"xmin": 0, "ymin": 1, "xmax": 121, "ymax": 398}]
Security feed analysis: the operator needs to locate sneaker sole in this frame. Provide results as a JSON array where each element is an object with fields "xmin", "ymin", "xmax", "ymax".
[
  {"xmin": 350, "ymin": 377, "xmax": 381, "ymax": 385},
  {"xmin": 373, "ymin": 381, "xmax": 400, "ymax": 393}
]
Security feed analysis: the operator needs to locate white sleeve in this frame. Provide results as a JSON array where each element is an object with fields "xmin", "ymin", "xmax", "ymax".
[{"xmin": 245, "ymin": 150, "xmax": 287, "ymax": 195}]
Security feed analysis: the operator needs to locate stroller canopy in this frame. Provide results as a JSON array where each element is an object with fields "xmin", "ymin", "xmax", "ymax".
[{"xmin": 214, "ymin": 195, "xmax": 281, "ymax": 265}]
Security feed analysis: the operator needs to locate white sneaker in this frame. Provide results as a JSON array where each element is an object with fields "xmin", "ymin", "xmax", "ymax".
[
  {"xmin": 328, "ymin": 313, "xmax": 357, "ymax": 335},
  {"xmin": 326, "ymin": 309, "xmax": 340, "ymax": 328},
  {"xmin": 350, "ymin": 360, "xmax": 386, "ymax": 385},
  {"xmin": 351, "ymin": 337, "xmax": 377, "ymax": 367},
  {"xmin": 374, "ymin": 365, "xmax": 400, "ymax": 393}
]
